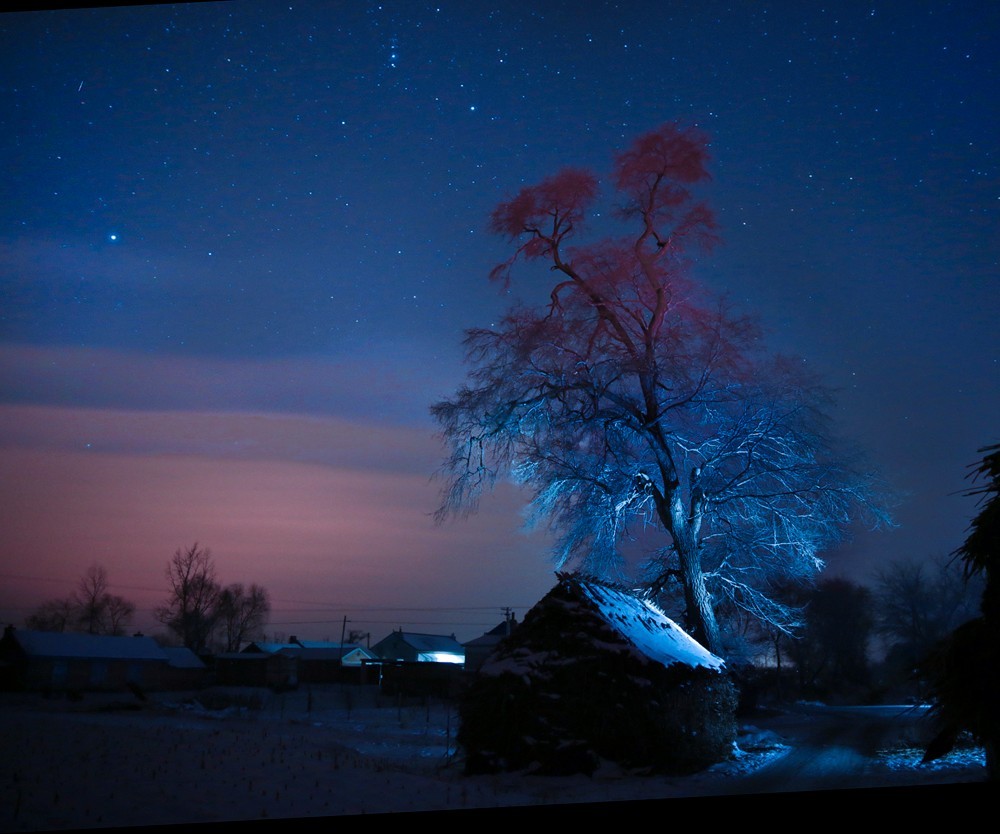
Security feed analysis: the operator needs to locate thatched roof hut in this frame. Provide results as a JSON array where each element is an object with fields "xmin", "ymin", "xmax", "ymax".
[{"xmin": 459, "ymin": 575, "xmax": 737, "ymax": 775}]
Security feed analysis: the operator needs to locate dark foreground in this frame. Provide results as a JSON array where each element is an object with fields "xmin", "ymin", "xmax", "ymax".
[{"xmin": 0, "ymin": 689, "xmax": 988, "ymax": 830}]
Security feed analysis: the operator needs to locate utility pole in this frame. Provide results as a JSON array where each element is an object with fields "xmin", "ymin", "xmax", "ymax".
[{"xmin": 338, "ymin": 615, "xmax": 349, "ymax": 662}]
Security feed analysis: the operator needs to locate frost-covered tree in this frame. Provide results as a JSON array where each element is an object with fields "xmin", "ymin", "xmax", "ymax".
[{"xmin": 433, "ymin": 123, "xmax": 888, "ymax": 655}]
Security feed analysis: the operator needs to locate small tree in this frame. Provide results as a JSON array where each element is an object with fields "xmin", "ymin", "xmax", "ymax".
[
  {"xmin": 347, "ymin": 629, "xmax": 370, "ymax": 647},
  {"xmin": 25, "ymin": 596, "xmax": 77, "ymax": 632},
  {"xmin": 103, "ymin": 594, "xmax": 136, "ymax": 636},
  {"xmin": 433, "ymin": 123, "xmax": 888, "ymax": 655},
  {"xmin": 215, "ymin": 583, "xmax": 271, "ymax": 652},
  {"xmin": 786, "ymin": 577, "xmax": 874, "ymax": 697},
  {"xmin": 25, "ymin": 564, "xmax": 135, "ymax": 636},
  {"xmin": 874, "ymin": 556, "xmax": 980, "ymax": 668},
  {"xmin": 74, "ymin": 564, "xmax": 110, "ymax": 635},
  {"xmin": 156, "ymin": 543, "xmax": 221, "ymax": 654}
]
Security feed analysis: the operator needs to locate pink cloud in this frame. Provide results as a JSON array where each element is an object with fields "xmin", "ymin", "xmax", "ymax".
[
  {"xmin": 0, "ymin": 404, "xmax": 441, "ymax": 474},
  {"xmin": 0, "ymin": 426, "xmax": 555, "ymax": 641},
  {"xmin": 0, "ymin": 343, "xmax": 461, "ymax": 424}
]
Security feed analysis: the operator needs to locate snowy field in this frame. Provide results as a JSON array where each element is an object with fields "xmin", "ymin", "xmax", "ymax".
[{"xmin": 0, "ymin": 686, "xmax": 988, "ymax": 830}]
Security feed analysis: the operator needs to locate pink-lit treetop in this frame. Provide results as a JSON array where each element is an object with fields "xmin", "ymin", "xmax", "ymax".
[{"xmin": 434, "ymin": 123, "xmax": 888, "ymax": 656}]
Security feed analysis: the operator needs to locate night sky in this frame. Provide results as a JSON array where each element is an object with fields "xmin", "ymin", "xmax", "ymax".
[{"xmin": 1, "ymin": 1, "xmax": 997, "ymax": 643}]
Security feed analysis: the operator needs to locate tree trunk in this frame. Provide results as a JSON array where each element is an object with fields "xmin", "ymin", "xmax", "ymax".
[
  {"xmin": 676, "ymin": 538, "xmax": 722, "ymax": 656},
  {"xmin": 659, "ymin": 486, "xmax": 723, "ymax": 656}
]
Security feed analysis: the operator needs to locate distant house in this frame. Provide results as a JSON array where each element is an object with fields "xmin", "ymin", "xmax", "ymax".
[
  {"xmin": 161, "ymin": 646, "xmax": 207, "ymax": 689},
  {"xmin": 283, "ymin": 637, "xmax": 377, "ymax": 667},
  {"xmin": 240, "ymin": 636, "xmax": 376, "ymax": 684},
  {"xmin": 463, "ymin": 613, "xmax": 518, "ymax": 673},
  {"xmin": 241, "ymin": 641, "xmax": 290, "ymax": 654},
  {"xmin": 371, "ymin": 630, "xmax": 465, "ymax": 665},
  {"xmin": 215, "ymin": 651, "xmax": 298, "ymax": 688},
  {"xmin": 244, "ymin": 636, "xmax": 373, "ymax": 663},
  {"xmin": 0, "ymin": 626, "xmax": 204, "ymax": 692},
  {"xmin": 369, "ymin": 631, "xmax": 467, "ymax": 697}
]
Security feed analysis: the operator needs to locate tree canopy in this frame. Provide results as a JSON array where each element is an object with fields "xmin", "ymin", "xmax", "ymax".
[
  {"xmin": 216, "ymin": 582, "xmax": 271, "ymax": 653},
  {"xmin": 156, "ymin": 543, "xmax": 222, "ymax": 653},
  {"xmin": 155, "ymin": 543, "xmax": 271, "ymax": 653},
  {"xmin": 433, "ymin": 123, "xmax": 888, "ymax": 655},
  {"xmin": 26, "ymin": 564, "xmax": 135, "ymax": 636}
]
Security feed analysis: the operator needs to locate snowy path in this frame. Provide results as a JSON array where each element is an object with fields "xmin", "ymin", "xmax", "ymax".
[{"xmin": 719, "ymin": 704, "xmax": 983, "ymax": 795}]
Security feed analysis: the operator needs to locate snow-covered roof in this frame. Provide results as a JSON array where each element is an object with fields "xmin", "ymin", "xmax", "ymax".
[
  {"xmin": 11, "ymin": 630, "xmax": 168, "ymax": 662},
  {"xmin": 480, "ymin": 579, "xmax": 724, "ymax": 678},
  {"xmin": 463, "ymin": 633, "xmax": 504, "ymax": 649},
  {"xmin": 464, "ymin": 618, "xmax": 516, "ymax": 648},
  {"xmin": 277, "ymin": 646, "xmax": 375, "ymax": 661},
  {"xmin": 577, "ymin": 581, "xmax": 724, "ymax": 671},
  {"xmin": 162, "ymin": 647, "xmax": 206, "ymax": 669},
  {"xmin": 245, "ymin": 640, "xmax": 363, "ymax": 654},
  {"xmin": 293, "ymin": 639, "xmax": 359, "ymax": 650},
  {"xmin": 378, "ymin": 632, "xmax": 464, "ymax": 654},
  {"xmin": 243, "ymin": 641, "xmax": 293, "ymax": 654}
]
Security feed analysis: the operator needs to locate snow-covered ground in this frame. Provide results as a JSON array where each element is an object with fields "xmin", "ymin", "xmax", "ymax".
[{"xmin": 0, "ymin": 687, "xmax": 987, "ymax": 830}]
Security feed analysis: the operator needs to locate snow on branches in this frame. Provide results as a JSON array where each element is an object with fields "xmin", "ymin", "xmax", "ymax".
[{"xmin": 434, "ymin": 123, "xmax": 889, "ymax": 656}]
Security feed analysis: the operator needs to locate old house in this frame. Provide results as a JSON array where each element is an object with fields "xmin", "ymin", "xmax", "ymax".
[
  {"xmin": 368, "ymin": 631, "xmax": 467, "ymax": 697},
  {"xmin": 239, "ymin": 636, "xmax": 376, "ymax": 684},
  {"xmin": 459, "ymin": 575, "xmax": 737, "ymax": 775},
  {"xmin": 214, "ymin": 651, "xmax": 298, "ymax": 688},
  {"xmin": 0, "ymin": 626, "xmax": 201, "ymax": 692},
  {"xmin": 160, "ymin": 647, "xmax": 207, "ymax": 689},
  {"xmin": 463, "ymin": 613, "xmax": 518, "ymax": 673},
  {"xmin": 280, "ymin": 638, "xmax": 377, "ymax": 668},
  {"xmin": 371, "ymin": 630, "xmax": 465, "ymax": 664}
]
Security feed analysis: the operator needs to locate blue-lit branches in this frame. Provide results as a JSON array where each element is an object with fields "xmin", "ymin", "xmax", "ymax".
[{"xmin": 433, "ymin": 124, "xmax": 888, "ymax": 655}]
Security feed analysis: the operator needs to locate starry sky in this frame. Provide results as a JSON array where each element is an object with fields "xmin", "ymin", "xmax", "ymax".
[{"xmin": 1, "ymin": 1, "xmax": 997, "ymax": 644}]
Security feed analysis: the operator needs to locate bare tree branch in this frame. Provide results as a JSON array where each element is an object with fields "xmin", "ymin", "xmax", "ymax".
[{"xmin": 433, "ymin": 123, "xmax": 891, "ymax": 656}]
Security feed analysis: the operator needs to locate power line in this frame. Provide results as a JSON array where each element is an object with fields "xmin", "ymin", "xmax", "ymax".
[
  {"xmin": 268, "ymin": 618, "xmax": 503, "ymax": 628},
  {"xmin": 2, "ymin": 573, "xmax": 534, "ymax": 628}
]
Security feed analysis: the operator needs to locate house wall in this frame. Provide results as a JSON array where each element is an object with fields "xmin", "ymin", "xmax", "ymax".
[
  {"xmin": 373, "ymin": 633, "xmax": 417, "ymax": 663},
  {"xmin": 377, "ymin": 661, "xmax": 467, "ymax": 698},
  {"xmin": 215, "ymin": 655, "xmax": 298, "ymax": 688},
  {"xmin": 18, "ymin": 658, "xmax": 166, "ymax": 692},
  {"xmin": 160, "ymin": 666, "xmax": 207, "ymax": 690},
  {"xmin": 464, "ymin": 642, "xmax": 501, "ymax": 673}
]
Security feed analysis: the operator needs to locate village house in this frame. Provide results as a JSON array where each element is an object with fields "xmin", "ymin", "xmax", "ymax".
[
  {"xmin": 369, "ymin": 630, "xmax": 467, "ymax": 698},
  {"xmin": 371, "ymin": 630, "xmax": 465, "ymax": 664},
  {"xmin": 462, "ymin": 612, "xmax": 518, "ymax": 673},
  {"xmin": 244, "ymin": 636, "xmax": 376, "ymax": 667},
  {"xmin": 228, "ymin": 636, "xmax": 377, "ymax": 686},
  {"xmin": 214, "ymin": 650, "xmax": 298, "ymax": 689},
  {"xmin": 0, "ymin": 626, "xmax": 206, "ymax": 692}
]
